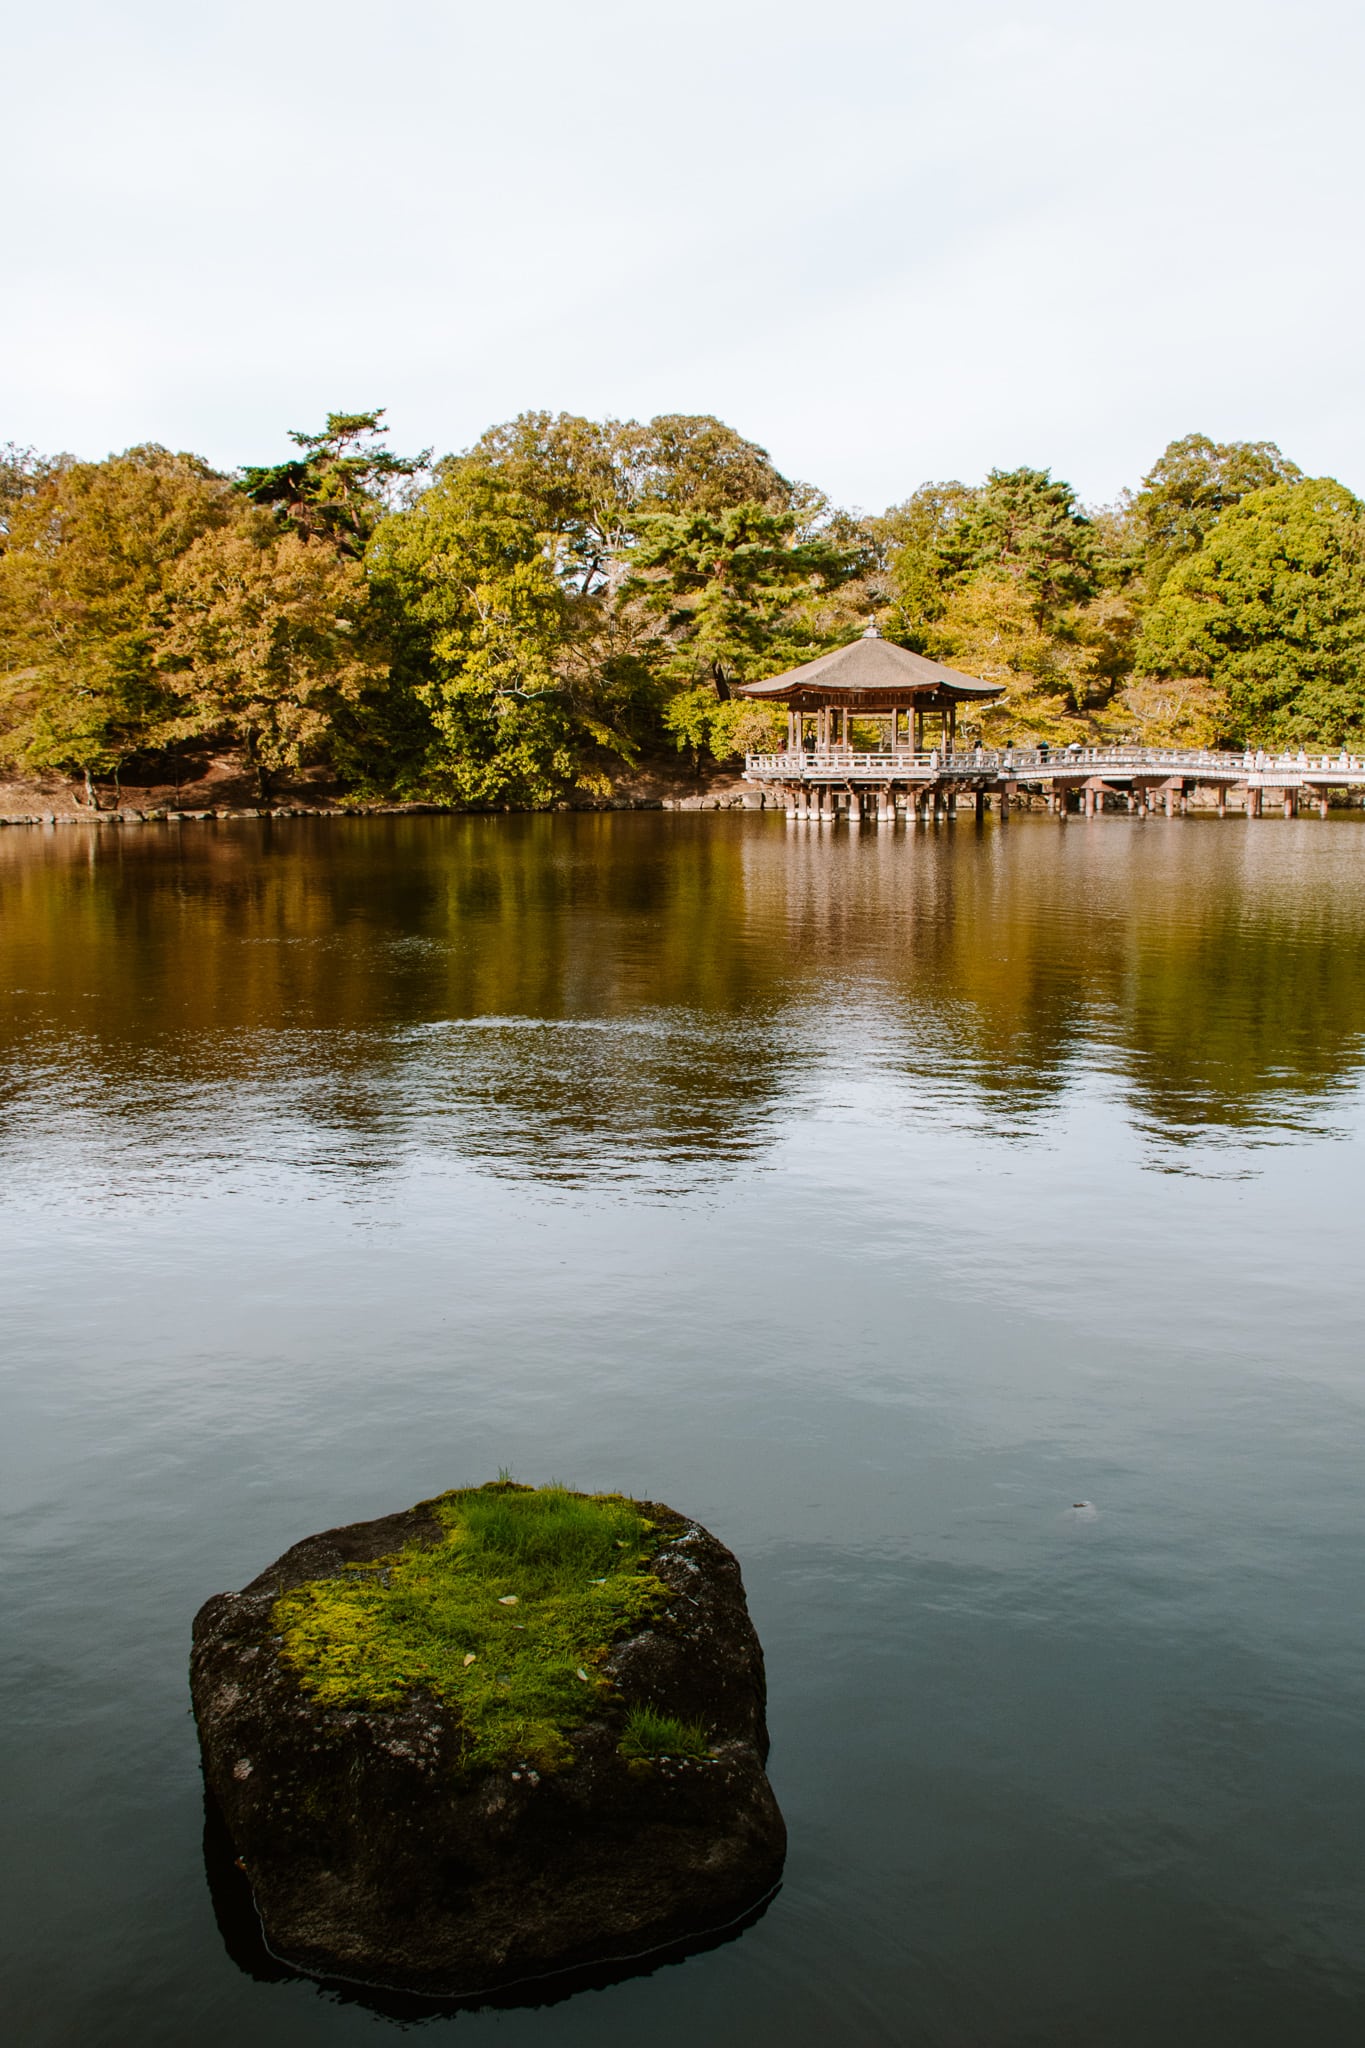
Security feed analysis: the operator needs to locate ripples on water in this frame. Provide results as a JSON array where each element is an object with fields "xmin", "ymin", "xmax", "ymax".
[
  {"xmin": 3, "ymin": 813, "xmax": 1362, "ymax": 1196},
  {"xmin": 4, "ymin": 813, "xmax": 1365, "ymax": 2046}
]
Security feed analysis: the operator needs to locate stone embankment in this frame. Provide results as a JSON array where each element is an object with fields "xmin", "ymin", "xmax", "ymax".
[{"xmin": 0, "ymin": 793, "xmax": 778, "ymax": 826}]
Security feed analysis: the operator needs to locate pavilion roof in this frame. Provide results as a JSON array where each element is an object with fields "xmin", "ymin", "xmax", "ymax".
[{"xmin": 736, "ymin": 624, "xmax": 1002, "ymax": 703}]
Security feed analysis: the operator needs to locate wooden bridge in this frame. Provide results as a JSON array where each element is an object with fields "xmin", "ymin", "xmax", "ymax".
[{"xmin": 742, "ymin": 746, "xmax": 1365, "ymax": 821}]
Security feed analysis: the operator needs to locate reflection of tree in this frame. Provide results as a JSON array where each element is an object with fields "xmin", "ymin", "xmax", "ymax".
[
  {"xmin": 738, "ymin": 823, "xmax": 1365, "ymax": 1145},
  {"xmin": 0, "ymin": 816, "xmax": 793, "ymax": 1194},
  {"xmin": 2, "ymin": 818, "xmax": 1363, "ymax": 1196}
]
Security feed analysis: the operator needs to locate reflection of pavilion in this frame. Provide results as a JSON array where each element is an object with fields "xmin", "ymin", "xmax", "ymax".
[{"xmin": 737, "ymin": 621, "xmax": 1001, "ymax": 757}]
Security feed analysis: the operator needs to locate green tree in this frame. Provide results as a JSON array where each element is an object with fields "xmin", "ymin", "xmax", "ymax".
[
  {"xmin": 874, "ymin": 481, "xmax": 977, "ymax": 641},
  {"xmin": 1134, "ymin": 478, "xmax": 1365, "ymax": 745},
  {"xmin": 625, "ymin": 502, "xmax": 857, "ymax": 763},
  {"xmin": 935, "ymin": 466, "xmax": 1097, "ymax": 620},
  {"xmin": 240, "ymin": 409, "xmax": 427, "ymax": 560},
  {"xmin": 876, "ymin": 468, "xmax": 1131, "ymax": 737},
  {"xmin": 469, "ymin": 411, "xmax": 642, "ymax": 604},
  {"xmin": 0, "ymin": 445, "xmax": 236, "ymax": 803},
  {"xmin": 635, "ymin": 414, "xmax": 794, "ymax": 515},
  {"xmin": 369, "ymin": 458, "xmax": 611, "ymax": 806},
  {"xmin": 1133, "ymin": 433, "xmax": 1302, "ymax": 594}
]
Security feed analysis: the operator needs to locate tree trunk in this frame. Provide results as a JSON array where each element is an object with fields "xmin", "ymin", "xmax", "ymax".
[{"xmin": 245, "ymin": 733, "xmax": 269, "ymax": 803}]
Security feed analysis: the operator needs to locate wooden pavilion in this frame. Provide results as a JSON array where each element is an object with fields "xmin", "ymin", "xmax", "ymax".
[{"xmin": 736, "ymin": 620, "xmax": 1002, "ymax": 752}]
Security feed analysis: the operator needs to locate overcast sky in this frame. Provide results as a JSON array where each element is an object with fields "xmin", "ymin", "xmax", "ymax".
[{"xmin": 6, "ymin": 0, "xmax": 1362, "ymax": 512}]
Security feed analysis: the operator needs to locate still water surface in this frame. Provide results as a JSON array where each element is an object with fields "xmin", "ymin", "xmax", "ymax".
[{"xmin": 3, "ymin": 812, "xmax": 1365, "ymax": 2044}]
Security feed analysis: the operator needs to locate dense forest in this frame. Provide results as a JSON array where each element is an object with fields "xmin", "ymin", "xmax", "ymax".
[{"xmin": 2, "ymin": 410, "xmax": 1363, "ymax": 808}]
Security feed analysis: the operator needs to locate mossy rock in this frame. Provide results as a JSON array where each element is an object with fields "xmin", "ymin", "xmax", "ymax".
[{"xmin": 190, "ymin": 1483, "xmax": 785, "ymax": 1997}]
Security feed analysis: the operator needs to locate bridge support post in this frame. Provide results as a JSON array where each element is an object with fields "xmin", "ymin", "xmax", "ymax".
[
  {"xmin": 1084, "ymin": 787, "xmax": 1095, "ymax": 818},
  {"xmin": 1217, "ymin": 789, "xmax": 1227, "ymax": 818},
  {"xmin": 1284, "ymin": 789, "xmax": 1296, "ymax": 819},
  {"xmin": 975, "ymin": 789, "xmax": 986, "ymax": 823},
  {"xmin": 1165, "ymin": 789, "xmax": 1176, "ymax": 818},
  {"xmin": 999, "ymin": 785, "xmax": 1010, "ymax": 820},
  {"xmin": 847, "ymin": 790, "xmax": 862, "ymax": 825},
  {"xmin": 947, "ymin": 791, "xmax": 957, "ymax": 821},
  {"xmin": 784, "ymin": 785, "xmax": 798, "ymax": 821},
  {"xmin": 1320, "ymin": 792, "xmax": 1330, "ymax": 820},
  {"xmin": 1247, "ymin": 786, "xmax": 1261, "ymax": 818}
]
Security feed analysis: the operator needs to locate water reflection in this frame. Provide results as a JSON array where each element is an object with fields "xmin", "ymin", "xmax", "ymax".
[{"xmin": 2, "ymin": 813, "xmax": 1363, "ymax": 1200}]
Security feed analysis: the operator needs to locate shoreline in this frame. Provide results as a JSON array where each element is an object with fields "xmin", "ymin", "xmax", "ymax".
[{"xmin": 0, "ymin": 793, "xmax": 778, "ymax": 827}]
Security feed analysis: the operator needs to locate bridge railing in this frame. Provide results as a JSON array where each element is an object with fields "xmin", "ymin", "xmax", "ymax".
[{"xmin": 744, "ymin": 746, "xmax": 1365, "ymax": 779}]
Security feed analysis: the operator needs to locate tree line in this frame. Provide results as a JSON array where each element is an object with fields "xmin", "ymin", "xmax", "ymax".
[{"xmin": 2, "ymin": 409, "xmax": 1363, "ymax": 807}]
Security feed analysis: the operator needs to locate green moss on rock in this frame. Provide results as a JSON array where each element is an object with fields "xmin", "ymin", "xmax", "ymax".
[{"xmin": 272, "ymin": 1482, "xmax": 667, "ymax": 1772}]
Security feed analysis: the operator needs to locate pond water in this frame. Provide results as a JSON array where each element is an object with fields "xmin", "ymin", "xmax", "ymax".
[{"xmin": 4, "ymin": 810, "xmax": 1365, "ymax": 2046}]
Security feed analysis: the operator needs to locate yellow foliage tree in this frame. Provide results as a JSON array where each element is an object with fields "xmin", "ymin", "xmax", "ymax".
[{"xmin": 157, "ymin": 516, "xmax": 388, "ymax": 798}]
